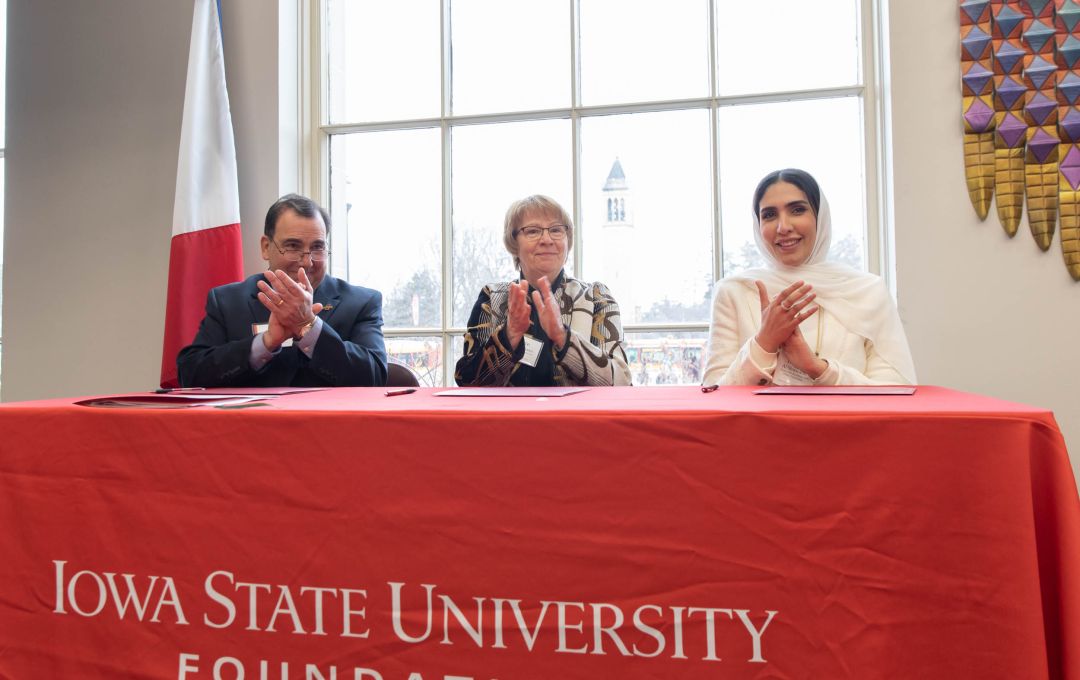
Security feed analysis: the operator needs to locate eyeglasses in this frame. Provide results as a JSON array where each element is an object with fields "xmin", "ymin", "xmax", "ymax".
[
  {"xmin": 515, "ymin": 224, "xmax": 569, "ymax": 241},
  {"xmin": 271, "ymin": 239, "xmax": 330, "ymax": 262}
]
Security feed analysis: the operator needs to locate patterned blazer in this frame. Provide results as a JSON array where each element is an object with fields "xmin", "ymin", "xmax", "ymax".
[{"xmin": 455, "ymin": 271, "xmax": 632, "ymax": 387}]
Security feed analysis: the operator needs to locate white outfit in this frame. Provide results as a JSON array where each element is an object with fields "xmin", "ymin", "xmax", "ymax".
[{"xmin": 702, "ymin": 191, "xmax": 917, "ymax": 387}]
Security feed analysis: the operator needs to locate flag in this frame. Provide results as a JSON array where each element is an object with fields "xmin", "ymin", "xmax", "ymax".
[{"xmin": 160, "ymin": 0, "xmax": 244, "ymax": 387}]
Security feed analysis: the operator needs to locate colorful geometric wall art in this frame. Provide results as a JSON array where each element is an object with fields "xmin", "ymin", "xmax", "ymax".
[
  {"xmin": 1057, "ymin": 0, "xmax": 1080, "ymax": 277},
  {"xmin": 959, "ymin": 0, "xmax": 1080, "ymax": 279},
  {"xmin": 963, "ymin": 0, "xmax": 996, "ymax": 219},
  {"xmin": 1022, "ymin": 0, "xmax": 1057, "ymax": 250},
  {"xmin": 993, "ymin": 0, "xmax": 1028, "ymax": 236}
]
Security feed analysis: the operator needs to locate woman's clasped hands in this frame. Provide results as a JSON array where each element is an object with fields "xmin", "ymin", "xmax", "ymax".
[{"xmin": 754, "ymin": 280, "xmax": 827, "ymax": 380}]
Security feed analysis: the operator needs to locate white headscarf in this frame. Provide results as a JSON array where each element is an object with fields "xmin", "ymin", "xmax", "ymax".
[{"xmin": 727, "ymin": 188, "xmax": 917, "ymax": 383}]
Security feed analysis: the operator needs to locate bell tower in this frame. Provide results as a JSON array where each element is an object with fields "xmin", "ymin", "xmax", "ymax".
[{"xmin": 599, "ymin": 157, "xmax": 637, "ymax": 322}]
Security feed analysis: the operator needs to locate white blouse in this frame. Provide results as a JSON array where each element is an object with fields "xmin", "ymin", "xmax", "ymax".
[{"xmin": 702, "ymin": 278, "xmax": 914, "ymax": 387}]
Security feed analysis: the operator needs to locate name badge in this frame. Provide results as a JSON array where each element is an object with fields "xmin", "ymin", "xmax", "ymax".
[
  {"xmin": 519, "ymin": 335, "xmax": 543, "ymax": 367},
  {"xmin": 252, "ymin": 323, "xmax": 293, "ymax": 348},
  {"xmin": 773, "ymin": 353, "xmax": 811, "ymax": 385}
]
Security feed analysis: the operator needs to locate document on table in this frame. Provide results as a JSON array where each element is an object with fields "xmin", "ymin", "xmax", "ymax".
[
  {"xmin": 754, "ymin": 386, "xmax": 917, "ymax": 395},
  {"xmin": 434, "ymin": 387, "xmax": 588, "ymax": 397},
  {"xmin": 75, "ymin": 395, "xmax": 269, "ymax": 409},
  {"xmin": 73, "ymin": 387, "xmax": 326, "ymax": 409}
]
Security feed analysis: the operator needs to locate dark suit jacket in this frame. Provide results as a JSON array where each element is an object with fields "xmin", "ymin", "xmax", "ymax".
[{"xmin": 177, "ymin": 273, "xmax": 387, "ymax": 387}]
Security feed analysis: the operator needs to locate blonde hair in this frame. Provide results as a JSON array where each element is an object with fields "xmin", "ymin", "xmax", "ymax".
[{"xmin": 502, "ymin": 195, "xmax": 574, "ymax": 269}]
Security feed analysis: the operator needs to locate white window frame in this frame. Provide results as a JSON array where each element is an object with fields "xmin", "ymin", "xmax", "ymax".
[{"xmin": 297, "ymin": 0, "xmax": 891, "ymax": 387}]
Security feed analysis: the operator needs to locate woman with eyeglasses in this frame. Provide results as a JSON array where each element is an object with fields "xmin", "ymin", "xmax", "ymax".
[
  {"xmin": 702, "ymin": 169, "xmax": 916, "ymax": 387},
  {"xmin": 455, "ymin": 195, "xmax": 632, "ymax": 387}
]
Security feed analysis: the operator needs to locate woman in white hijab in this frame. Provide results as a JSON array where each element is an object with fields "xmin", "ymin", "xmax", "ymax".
[{"xmin": 702, "ymin": 169, "xmax": 916, "ymax": 386}]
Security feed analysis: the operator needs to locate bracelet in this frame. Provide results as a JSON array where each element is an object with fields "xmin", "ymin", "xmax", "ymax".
[
  {"xmin": 294, "ymin": 318, "xmax": 317, "ymax": 341},
  {"xmin": 811, "ymin": 358, "xmax": 831, "ymax": 383}
]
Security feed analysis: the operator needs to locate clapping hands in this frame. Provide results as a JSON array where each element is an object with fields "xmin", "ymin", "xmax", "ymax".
[
  {"xmin": 505, "ymin": 276, "xmax": 567, "ymax": 351},
  {"xmin": 256, "ymin": 268, "xmax": 322, "ymax": 350},
  {"xmin": 753, "ymin": 280, "xmax": 817, "ymax": 353},
  {"xmin": 754, "ymin": 280, "xmax": 826, "ymax": 379}
]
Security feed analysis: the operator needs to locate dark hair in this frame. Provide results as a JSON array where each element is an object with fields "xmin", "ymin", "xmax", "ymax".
[
  {"xmin": 751, "ymin": 169, "xmax": 821, "ymax": 219},
  {"xmin": 264, "ymin": 194, "xmax": 331, "ymax": 238}
]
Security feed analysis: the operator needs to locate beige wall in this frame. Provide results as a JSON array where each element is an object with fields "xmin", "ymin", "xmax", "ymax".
[
  {"xmin": 2, "ymin": 0, "xmax": 187, "ymax": 399},
  {"xmin": 1, "ymin": 0, "xmax": 289, "ymax": 399},
  {"xmin": 2, "ymin": 0, "xmax": 1078, "ymax": 479}
]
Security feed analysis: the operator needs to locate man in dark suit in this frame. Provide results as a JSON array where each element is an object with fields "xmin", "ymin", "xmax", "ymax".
[{"xmin": 177, "ymin": 194, "xmax": 387, "ymax": 387}]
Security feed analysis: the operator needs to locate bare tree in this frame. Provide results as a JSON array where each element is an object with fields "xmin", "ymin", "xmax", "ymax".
[
  {"xmin": 379, "ymin": 227, "xmax": 513, "ymax": 330},
  {"xmin": 451, "ymin": 226, "xmax": 516, "ymax": 326}
]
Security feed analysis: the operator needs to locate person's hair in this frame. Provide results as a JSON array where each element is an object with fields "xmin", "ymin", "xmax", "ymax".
[
  {"xmin": 502, "ymin": 195, "xmax": 575, "ymax": 269},
  {"xmin": 264, "ymin": 193, "xmax": 331, "ymax": 239},
  {"xmin": 751, "ymin": 169, "xmax": 821, "ymax": 219}
]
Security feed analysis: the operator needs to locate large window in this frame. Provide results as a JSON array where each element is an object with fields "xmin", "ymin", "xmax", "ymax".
[{"xmin": 313, "ymin": 0, "xmax": 880, "ymax": 386}]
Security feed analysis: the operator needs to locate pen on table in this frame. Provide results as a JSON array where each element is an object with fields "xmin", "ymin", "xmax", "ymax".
[
  {"xmin": 154, "ymin": 387, "xmax": 206, "ymax": 394},
  {"xmin": 384, "ymin": 388, "xmax": 417, "ymax": 397},
  {"xmin": 701, "ymin": 384, "xmax": 719, "ymax": 393}
]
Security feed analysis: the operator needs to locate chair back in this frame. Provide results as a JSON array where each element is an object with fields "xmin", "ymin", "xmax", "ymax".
[{"xmin": 385, "ymin": 361, "xmax": 421, "ymax": 387}]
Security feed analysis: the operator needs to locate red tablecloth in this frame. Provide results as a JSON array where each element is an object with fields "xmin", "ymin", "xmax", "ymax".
[{"xmin": 0, "ymin": 386, "xmax": 1077, "ymax": 679}]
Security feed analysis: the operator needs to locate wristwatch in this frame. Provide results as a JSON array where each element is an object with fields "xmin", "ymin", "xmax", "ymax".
[{"xmin": 295, "ymin": 317, "xmax": 317, "ymax": 341}]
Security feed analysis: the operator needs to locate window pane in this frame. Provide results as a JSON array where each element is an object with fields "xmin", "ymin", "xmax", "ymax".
[
  {"xmin": 717, "ymin": 97, "xmax": 866, "ymax": 275},
  {"xmin": 715, "ymin": 0, "xmax": 860, "ymax": 96},
  {"xmin": 449, "ymin": 335, "xmax": 465, "ymax": 385},
  {"xmin": 387, "ymin": 336, "xmax": 444, "ymax": 387},
  {"xmin": 451, "ymin": 0, "xmax": 569, "ymax": 114},
  {"xmin": 580, "ymin": 110, "xmax": 714, "ymax": 325},
  {"xmin": 580, "ymin": 0, "xmax": 710, "ymax": 105},
  {"xmin": 326, "ymin": 0, "xmax": 440, "ymax": 123},
  {"xmin": 451, "ymin": 119, "xmax": 572, "ymax": 326},
  {"xmin": 624, "ymin": 331, "xmax": 708, "ymax": 386},
  {"xmin": 329, "ymin": 128, "xmax": 443, "ymax": 327}
]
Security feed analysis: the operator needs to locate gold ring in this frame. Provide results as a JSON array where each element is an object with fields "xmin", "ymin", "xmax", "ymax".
[{"xmin": 276, "ymin": 298, "xmax": 285, "ymax": 306}]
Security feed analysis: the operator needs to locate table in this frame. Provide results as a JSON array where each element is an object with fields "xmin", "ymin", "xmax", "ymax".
[{"xmin": 1, "ymin": 386, "xmax": 1077, "ymax": 679}]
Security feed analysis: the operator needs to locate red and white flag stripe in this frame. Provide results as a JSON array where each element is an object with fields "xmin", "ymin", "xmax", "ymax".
[{"xmin": 160, "ymin": 0, "xmax": 244, "ymax": 388}]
